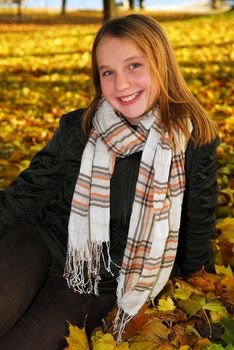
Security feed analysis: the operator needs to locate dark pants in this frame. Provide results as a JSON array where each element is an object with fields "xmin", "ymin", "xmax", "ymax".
[{"xmin": 0, "ymin": 223, "xmax": 116, "ymax": 350}]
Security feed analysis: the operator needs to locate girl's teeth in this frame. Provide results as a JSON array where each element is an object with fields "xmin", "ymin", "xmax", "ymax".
[{"xmin": 120, "ymin": 92, "xmax": 140, "ymax": 102}]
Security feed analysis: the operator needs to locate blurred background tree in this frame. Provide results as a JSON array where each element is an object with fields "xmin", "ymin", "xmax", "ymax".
[
  {"xmin": 0, "ymin": 0, "xmax": 26, "ymax": 17},
  {"xmin": 103, "ymin": 0, "xmax": 116, "ymax": 20},
  {"xmin": 61, "ymin": 0, "xmax": 66, "ymax": 15}
]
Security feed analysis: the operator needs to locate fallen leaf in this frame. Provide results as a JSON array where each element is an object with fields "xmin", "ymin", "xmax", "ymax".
[
  {"xmin": 129, "ymin": 341, "xmax": 158, "ymax": 350},
  {"xmin": 157, "ymin": 297, "xmax": 176, "ymax": 312},
  {"xmin": 65, "ymin": 322, "xmax": 89, "ymax": 350},
  {"xmin": 174, "ymin": 280, "xmax": 204, "ymax": 296},
  {"xmin": 215, "ymin": 265, "xmax": 233, "ymax": 277},
  {"xmin": 179, "ymin": 296, "xmax": 206, "ymax": 317},
  {"xmin": 174, "ymin": 288, "xmax": 192, "ymax": 300},
  {"xmin": 203, "ymin": 302, "xmax": 226, "ymax": 313},
  {"xmin": 216, "ymin": 218, "xmax": 234, "ymax": 244},
  {"xmin": 187, "ymin": 270, "xmax": 219, "ymax": 292}
]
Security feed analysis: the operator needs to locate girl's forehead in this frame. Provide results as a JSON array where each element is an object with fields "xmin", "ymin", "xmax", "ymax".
[
  {"xmin": 97, "ymin": 35, "xmax": 142, "ymax": 52},
  {"xmin": 96, "ymin": 36, "xmax": 145, "ymax": 61}
]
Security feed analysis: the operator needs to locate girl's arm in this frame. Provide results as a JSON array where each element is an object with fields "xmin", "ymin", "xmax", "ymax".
[
  {"xmin": 176, "ymin": 136, "xmax": 220, "ymax": 277},
  {"xmin": 0, "ymin": 115, "xmax": 67, "ymax": 237}
]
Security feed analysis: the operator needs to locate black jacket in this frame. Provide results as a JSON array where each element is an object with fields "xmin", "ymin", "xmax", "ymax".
[{"xmin": 0, "ymin": 109, "xmax": 219, "ymax": 289}]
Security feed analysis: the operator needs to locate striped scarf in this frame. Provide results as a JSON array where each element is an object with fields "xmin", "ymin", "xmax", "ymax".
[{"xmin": 64, "ymin": 99, "xmax": 190, "ymax": 342}]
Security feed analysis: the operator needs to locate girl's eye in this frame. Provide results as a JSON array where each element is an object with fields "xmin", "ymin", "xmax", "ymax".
[
  {"xmin": 129, "ymin": 63, "xmax": 141, "ymax": 70},
  {"xmin": 102, "ymin": 70, "xmax": 113, "ymax": 77}
]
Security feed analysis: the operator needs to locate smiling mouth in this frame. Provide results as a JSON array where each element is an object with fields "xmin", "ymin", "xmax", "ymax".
[{"xmin": 117, "ymin": 91, "xmax": 142, "ymax": 103}]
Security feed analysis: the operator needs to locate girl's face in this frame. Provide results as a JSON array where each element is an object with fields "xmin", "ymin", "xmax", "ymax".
[{"xmin": 96, "ymin": 36, "xmax": 159, "ymax": 125}]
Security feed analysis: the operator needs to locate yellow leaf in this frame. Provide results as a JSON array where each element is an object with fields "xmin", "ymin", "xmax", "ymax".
[
  {"xmin": 157, "ymin": 297, "xmax": 175, "ymax": 312},
  {"xmin": 175, "ymin": 280, "xmax": 203, "ymax": 296},
  {"xmin": 115, "ymin": 342, "xmax": 130, "ymax": 349},
  {"xmin": 216, "ymin": 218, "xmax": 234, "ymax": 243},
  {"xmin": 144, "ymin": 307, "xmax": 157, "ymax": 315},
  {"xmin": 91, "ymin": 331, "xmax": 116, "ymax": 350},
  {"xmin": 215, "ymin": 264, "xmax": 233, "ymax": 277},
  {"xmin": 203, "ymin": 301, "xmax": 226, "ymax": 312},
  {"xmin": 196, "ymin": 338, "xmax": 211, "ymax": 346},
  {"xmin": 65, "ymin": 322, "xmax": 89, "ymax": 350},
  {"xmin": 179, "ymin": 346, "xmax": 190, "ymax": 350},
  {"xmin": 129, "ymin": 342, "xmax": 156, "ymax": 350},
  {"xmin": 174, "ymin": 288, "xmax": 192, "ymax": 300},
  {"xmin": 91, "ymin": 330, "xmax": 129, "ymax": 350}
]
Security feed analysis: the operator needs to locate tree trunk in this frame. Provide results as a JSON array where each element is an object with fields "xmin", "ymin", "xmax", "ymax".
[
  {"xmin": 103, "ymin": 0, "xmax": 116, "ymax": 21},
  {"xmin": 61, "ymin": 0, "xmax": 66, "ymax": 15},
  {"xmin": 211, "ymin": 0, "xmax": 220, "ymax": 9},
  {"xmin": 129, "ymin": 0, "xmax": 135, "ymax": 9},
  {"xmin": 17, "ymin": 1, "xmax": 21, "ymax": 18},
  {"xmin": 139, "ymin": 0, "xmax": 144, "ymax": 9}
]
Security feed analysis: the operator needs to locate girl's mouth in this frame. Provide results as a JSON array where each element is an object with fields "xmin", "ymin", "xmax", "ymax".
[{"xmin": 117, "ymin": 91, "xmax": 143, "ymax": 105}]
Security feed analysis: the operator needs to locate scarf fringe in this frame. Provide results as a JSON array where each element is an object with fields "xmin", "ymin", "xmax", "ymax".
[
  {"xmin": 113, "ymin": 308, "xmax": 134, "ymax": 344},
  {"xmin": 64, "ymin": 241, "xmax": 113, "ymax": 295}
]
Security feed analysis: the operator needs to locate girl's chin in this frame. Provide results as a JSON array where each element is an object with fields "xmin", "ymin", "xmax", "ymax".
[
  {"xmin": 116, "ymin": 108, "xmax": 151, "ymax": 120},
  {"xmin": 115, "ymin": 109, "xmax": 144, "ymax": 120}
]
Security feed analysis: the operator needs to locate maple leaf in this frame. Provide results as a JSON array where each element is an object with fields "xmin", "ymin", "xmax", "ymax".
[
  {"xmin": 91, "ymin": 330, "xmax": 129, "ymax": 350},
  {"xmin": 216, "ymin": 218, "xmax": 234, "ymax": 244},
  {"xmin": 65, "ymin": 322, "xmax": 90, "ymax": 350},
  {"xmin": 203, "ymin": 302, "xmax": 226, "ymax": 313},
  {"xmin": 157, "ymin": 297, "xmax": 176, "ymax": 312},
  {"xmin": 187, "ymin": 269, "xmax": 220, "ymax": 292},
  {"xmin": 91, "ymin": 331, "xmax": 116, "ymax": 350},
  {"xmin": 219, "ymin": 275, "xmax": 234, "ymax": 290},
  {"xmin": 178, "ymin": 295, "xmax": 206, "ymax": 317},
  {"xmin": 216, "ymin": 275, "xmax": 234, "ymax": 311},
  {"xmin": 129, "ymin": 318, "xmax": 171, "ymax": 349},
  {"xmin": 174, "ymin": 279, "xmax": 203, "ymax": 296},
  {"xmin": 215, "ymin": 265, "xmax": 233, "ymax": 277},
  {"xmin": 174, "ymin": 287, "xmax": 192, "ymax": 300}
]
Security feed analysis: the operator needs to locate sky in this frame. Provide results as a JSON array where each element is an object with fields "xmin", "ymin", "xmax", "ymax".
[{"xmin": 14, "ymin": 0, "xmax": 210, "ymax": 11}]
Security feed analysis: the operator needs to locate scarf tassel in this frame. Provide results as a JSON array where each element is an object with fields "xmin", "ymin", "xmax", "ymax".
[
  {"xmin": 113, "ymin": 308, "xmax": 134, "ymax": 344},
  {"xmin": 64, "ymin": 241, "xmax": 111, "ymax": 295}
]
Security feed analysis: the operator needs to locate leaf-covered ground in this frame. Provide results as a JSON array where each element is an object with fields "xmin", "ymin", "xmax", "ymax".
[
  {"xmin": 65, "ymin": 264, "xmax": 234, "ymax": 350},
  {"xmin": 0, "ymin": 9, "xmax": 233, "ymax": 349},
  {"xmin": 0, "ymin": 10, "xmax": 233, "ymax": 195}
]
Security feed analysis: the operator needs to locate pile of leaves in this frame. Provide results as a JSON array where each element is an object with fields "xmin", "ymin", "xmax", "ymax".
[{"xmin": 64, "ymin": 263, "xmax": 234, "ymax": 350}]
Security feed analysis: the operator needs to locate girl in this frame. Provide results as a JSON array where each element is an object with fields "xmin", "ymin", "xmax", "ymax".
[{"xmin": 0, "ymin": 14, "xmax": 219, "ymax": 349}]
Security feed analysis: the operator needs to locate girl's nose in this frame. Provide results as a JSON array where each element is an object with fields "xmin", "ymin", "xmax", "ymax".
[{"xmin": 115, "ymin": 73, "xmax": 130, "ymax": 92}]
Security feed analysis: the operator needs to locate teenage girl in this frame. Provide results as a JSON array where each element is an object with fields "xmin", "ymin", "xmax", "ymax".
[{"xmin": 0, "ymin": 14, "xmax": 219, "ymax": 349}]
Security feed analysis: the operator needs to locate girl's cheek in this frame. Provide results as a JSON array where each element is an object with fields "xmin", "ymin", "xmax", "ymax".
[{"xmin": 101, "ymin": 79, "xmax": 113, "ymax": 93}]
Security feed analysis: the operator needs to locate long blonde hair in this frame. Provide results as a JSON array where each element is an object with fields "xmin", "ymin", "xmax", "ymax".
[{"xmin": 82, "ymin": 14, "xmax": 218, "ymax": 145}]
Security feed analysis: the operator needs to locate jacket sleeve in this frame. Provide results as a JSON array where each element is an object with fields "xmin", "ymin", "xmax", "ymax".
[
  {"xmin": 176, "ymin": 136, "xmax": 220, "ymax": 277},
  {"xmin": 0, "ymin": 115, "xmax": 67, "ymax": 238}
]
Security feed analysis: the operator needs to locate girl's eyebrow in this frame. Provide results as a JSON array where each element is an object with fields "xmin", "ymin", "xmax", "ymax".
[{"xmin": 98, "ymin": 55, "xmax": 144, "ymax": 71}]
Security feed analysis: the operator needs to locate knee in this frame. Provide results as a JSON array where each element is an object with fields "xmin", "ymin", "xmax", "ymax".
[
  {"xmin": 0, "ymin": 289, "xmax": 17, "ymax": 336},
  {"xmin": 0, "ymin": 223, "xmax": 52, "ymax": 335}
]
